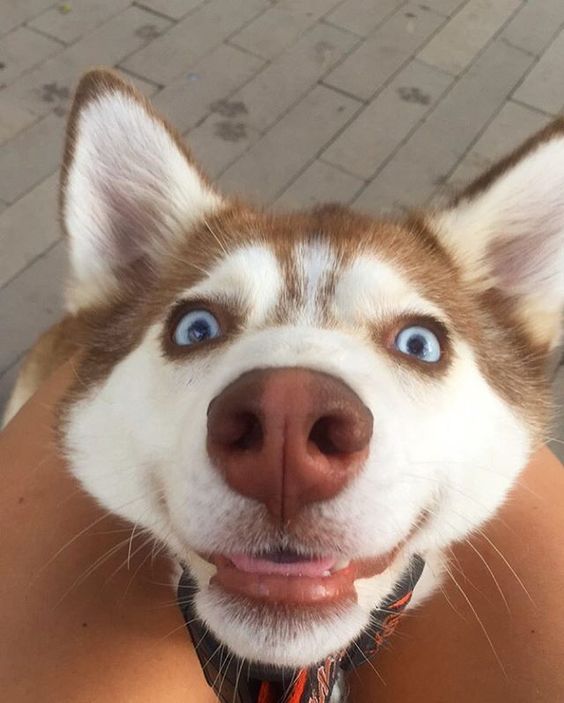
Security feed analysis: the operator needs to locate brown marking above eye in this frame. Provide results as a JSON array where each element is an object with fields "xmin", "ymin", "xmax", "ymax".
[
  {"xmin": 377, "ymin": 315, "xmax": 452, "ymax": 375},
  {"xmin": 161, "ymin": 299, "xmax": 241, "ymax": 359}
]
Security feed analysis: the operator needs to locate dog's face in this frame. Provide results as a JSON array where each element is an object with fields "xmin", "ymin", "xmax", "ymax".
[{"xmin": 60, "ymin": 71, "xmax": 563, "ymax": 668}]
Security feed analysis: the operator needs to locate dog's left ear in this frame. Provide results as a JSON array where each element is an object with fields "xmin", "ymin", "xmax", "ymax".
[
  {"xmin": 432, "ymin": 120, "xmax": 564, "ymax": 352},
  {"xmin": 61, "ymin": 68, "xmax": 223, "ymax": 310}
]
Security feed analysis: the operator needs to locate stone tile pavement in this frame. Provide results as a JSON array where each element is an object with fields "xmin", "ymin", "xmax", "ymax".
[{"xmin": 0, "ymin": 0, "xmax": 562, "ymax": 459}]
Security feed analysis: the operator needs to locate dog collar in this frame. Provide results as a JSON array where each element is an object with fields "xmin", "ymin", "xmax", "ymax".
[{"xmin": 177, "ymin": 555, "xmax": 425, "ymax": 703}]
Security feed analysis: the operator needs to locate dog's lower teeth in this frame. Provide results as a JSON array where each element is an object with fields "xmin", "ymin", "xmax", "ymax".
[{"xmin": 333, "ymin": 559, "xmax": 350, "ymax": 572}]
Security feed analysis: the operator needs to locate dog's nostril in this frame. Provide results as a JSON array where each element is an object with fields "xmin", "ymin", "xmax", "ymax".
[
  {"xmin": 208, "ymin": 409, "xmax": 263, "ymax": 451},
  {"xmin": 309, "ymin": 416, "xmax": 341, "ymax": 456},
  {"xmin": 310, "ymin": 413, "xmax": 373, "ymax": 456},
  {"xmin": 231, "ymin": 412, "xmax": 263, "ymax": 451}
]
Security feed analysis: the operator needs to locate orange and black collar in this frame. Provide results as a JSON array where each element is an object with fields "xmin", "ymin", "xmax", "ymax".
[{"xmin": 177, "ymin": 555, "xmax": 424, "ymax": 703}]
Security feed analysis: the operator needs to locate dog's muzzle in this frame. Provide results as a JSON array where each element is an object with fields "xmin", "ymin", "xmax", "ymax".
[{"xmin": 177, "ymin": 555, "xmax": 425, "ymax": 703}]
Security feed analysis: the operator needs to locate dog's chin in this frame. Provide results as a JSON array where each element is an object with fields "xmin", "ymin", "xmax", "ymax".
[{"xmin": 195, "ymin": 585, "xmax": 369, "ymax": 668}]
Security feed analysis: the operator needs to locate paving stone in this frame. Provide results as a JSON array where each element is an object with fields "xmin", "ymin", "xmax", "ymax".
[
  {"xmin": 325, "ymin": 0, "xmax": 404, "ymax": 37},
  {"xmin": 187, "ymin": 114, "xmax": 261, "ymax": 180},
  {"xmin": 217, "ymin": 85, "xmax": 362, "ymax": 202},
  {"xmin": 0, "ymin": 112, "xmax": 64, "ymax": 204},
  {"xmin": 0, "ymin": 360, "xmax": 21, "ymax": 418},
  {"xmin": 448, "ymin": 101, "xmax": 550, "ymax": 191},
  {"xmin": 0, "ymin": 174, "xmax": 60, "ymax": 289},
  {"xmin": 218, "ymin": 85, "xmax": 360, "ymax": 203},
  {"xmin": 0, "ymin": 241, "xmax": 66, "ymax": 374},
  {"xmin": 28, "ymin": 0, "xmax": 132, "ymax": 45},
  {"xmin": 232, "ymin": 22, "xmax": 358, "ymax": 132},
  {"xmin": 0, "ymin": 0, "xmax": 56, "ymax": 37},
  {"xmin": 134, "ymin": 0, "xmax": 206, "ymax": 21},
  {"xmin": 325, "ymin": 3, "xmax": 445, "ymax": 101},
  {"xmin": 274, "ymin": 159, "xmax": 364, "ymax": 209},
  {"xmin": 323, "ymin": 59, "xmax": 453, "ymax": 179},
  {"xmin": 121, "ymin": 0, "xmax": 268, "ymax": 85},
  {"xmin": 4, "ymin": 6, "xmax": 172, "ymax": 117},
  {"xmin": 416, "ymin": 0, "xmax": 469, "ymax": 16},
  {"xmin": 0, "ymin": 95, "xmax": 37, "ymax": 145},
  {"xmin": 418, "ymin": 0, "xmax": 521, "ymax": 76},
  {"xmin": 117, "ymin": 69, "xmax": 161, "ymax": 97},
  {"xmin": 0, "ymin": 26, "xmax": 61, "ymax": 86},
  {"xmin": 502, "ymin": 0, "xmax": 564, "ymax": 56},
  {"xmin": 153, "ymin": 44, "xmax": 264, "ymax": 134},
  {"xmin": 230, "ymin": 0, "xmax": 342, "ymax": 59},
  {"xmin": 513, "ymin": 27, "xmax": 564, "ymax": 115},
  {"xmin": 353, "ymin": 40, "xmax": 534, "ymax": 214}
]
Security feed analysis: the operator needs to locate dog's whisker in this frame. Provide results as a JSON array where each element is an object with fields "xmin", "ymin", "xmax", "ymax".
[
  {"xmin": 194, "ymin": 623, "xmax": 211, "ymax": 654},
  {"xmin": 126, "ymin": 519, "xmax": 143, "ymax": 571},
  {"xmin": 445, "ymin": 545, "xmax": 491, "ymax": 603},
  {"xmin": 473, "ymin": 528, "xmax": 535, "ymax": 606},
  {"xmin": 207, "ymin": 642, "xmax": 227, "ymax": 690},
  {"xmin": 202, "ymin": 215, "xmax": 229, "ymax": 258},
  {"xmin": 428, "ymin": 500, "xmax": 533, "ymax": 607},
  {"xmin": 420, "ymin": 506, "xmax": 514, "ymax": 611},
  {"xmin": 35, "ymin": 507, "xmax": 124, "ymax": 580},
  {"xmin": 121, "ymin": 536, "xmax": 164, "ymax": 601},
  {"xmin": 350, "ymin": 640, "xmax": 387, "ymax": 687},
  {"xmin": 105, "ymin": 533, "xmax": 156, "ymax": 585},
  {"xmin": 438, "ymin": 580, "xmax": 466, "ymax": 620},
  {"xmin": 155, "ymin": 616, "xmax": 199, "ymax": 644},
  {"xmin": 216, "ymin": 649, "xmax": 234, "ymax": 702},
  {"xmin": 462, "ymin": 539, "xmax": 511, "ymax": 613},
  {"xmin": 52, "ymin": 536, "xmax": 133, "ymax": 607},
  {"xmin": 42, "ymin": 488, "xmax": 170, "ymax": 582},
  {"xmin": 233, "ymin": 656, "xmax": 245, "ymax": 703},
  {"xmin": 444, "ymin": 565, "xmax": 507, "ymax": 677}
]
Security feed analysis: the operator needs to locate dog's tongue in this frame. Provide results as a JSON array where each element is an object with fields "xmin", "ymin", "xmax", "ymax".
[{"xmin": 229, "ymin": 552, "xmax": 337, "ymax": 577}]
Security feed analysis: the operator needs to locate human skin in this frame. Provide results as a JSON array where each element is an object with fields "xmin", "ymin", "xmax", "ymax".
[{"xmin": 0, "ymin": 360, "xmax": 562, "ymax": 702}]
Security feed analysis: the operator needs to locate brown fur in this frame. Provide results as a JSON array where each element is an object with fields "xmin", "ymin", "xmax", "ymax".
[{"xmin": 2, "ymin": 318, "xmax": 81, "ymax": 425}]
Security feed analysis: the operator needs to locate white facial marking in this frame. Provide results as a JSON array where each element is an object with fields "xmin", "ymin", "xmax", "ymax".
[
  {"xmin": 335, "ymin": 256, "xmax": 447, "ymax": 325},
  {"xmin": 180, "ymin": 244, "xmax": 283, "ymax": 326},
  {"xmin": 293, "ymin": 240, "xmax": 337, "ymax": 324}
]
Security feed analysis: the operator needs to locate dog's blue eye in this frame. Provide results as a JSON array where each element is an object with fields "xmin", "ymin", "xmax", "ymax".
[
  {"xmin": 173, "ymin": 310, "xmax": 221, "ymax": 346},
  {"xmin": 395, "ymin": 326, "xmax": 441, "ymax": 363}
]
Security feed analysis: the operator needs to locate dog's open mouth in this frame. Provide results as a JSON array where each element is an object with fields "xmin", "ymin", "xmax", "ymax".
[{"xmin": 210, "ymin": 549, "xmax": 396, "ymax": 606}]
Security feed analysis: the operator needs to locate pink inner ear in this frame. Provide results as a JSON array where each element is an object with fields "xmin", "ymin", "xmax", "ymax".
[
  {"xmin": 490, "ymin": 229, "xmax": 544, "ymax": 291},
  {"xmin": 97, "ymin": 174, "xmax": 160, "ymax": 268},
  {"xmin": 90, "ymin": 121, "xmax": 176, "ymax": 270},
  {"xmin": 489, "ymin": 219, "xmax": 563, "ymax": 296}
]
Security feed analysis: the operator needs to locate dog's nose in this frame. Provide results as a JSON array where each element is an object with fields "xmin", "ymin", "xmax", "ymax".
[{"xmin": 207, "ymin": 368, "xmax": 373, "ymax": 523}]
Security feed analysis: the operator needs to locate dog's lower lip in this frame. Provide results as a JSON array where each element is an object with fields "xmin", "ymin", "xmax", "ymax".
[{"xmin": 209, "ymin": 552, "xmax": 394, "ymax": 605}]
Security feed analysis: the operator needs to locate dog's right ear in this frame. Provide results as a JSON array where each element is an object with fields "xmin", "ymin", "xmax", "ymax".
[
  {"xmin": 61, "ymin": 68, "xmax": 223, "ymax": 311},
  {"xmin": 431, "ymin": 119, "xmax": 564, "ymax": 354}
]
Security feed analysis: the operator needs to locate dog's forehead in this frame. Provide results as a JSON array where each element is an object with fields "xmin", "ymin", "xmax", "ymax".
[
  {"xmin": 177, "ymin": 223, "xmax": 447, "ymax": 327},
  {"xmin": 163, "ymin": 205, "xmax": 458, "ymax": 309}
]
